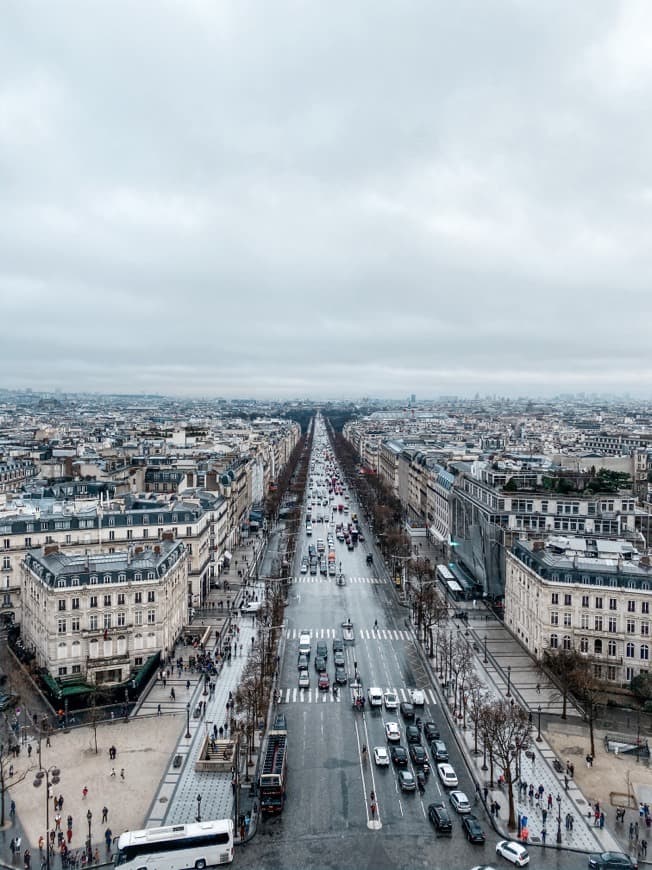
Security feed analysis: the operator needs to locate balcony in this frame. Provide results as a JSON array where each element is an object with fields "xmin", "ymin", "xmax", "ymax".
[
  {"xmin": 86, "ymin": 651, "xmax": 131, "ymax": 667},
  {"xmin": 81, "ymin": 625, "xmax": 132, "ymax": 638}
]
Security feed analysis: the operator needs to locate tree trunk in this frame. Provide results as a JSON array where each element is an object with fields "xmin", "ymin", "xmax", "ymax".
[
  {"xmin": 506, "ymin": 766, "xmax": 516, "ymax": 830},
  {"xmin": 589, "ymin": 705, "xmax": 596, "ymax": 758},
  {"xmin": 562, "ymin": 688, "xmax": 567, "ymax": 720}
]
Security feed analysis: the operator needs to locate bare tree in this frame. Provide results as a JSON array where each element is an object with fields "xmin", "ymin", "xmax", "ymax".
[
  {"xmin": 0, "ymin": 745, "xmax": 34, "ymax": 826},
  {"xmin": 466, "ymin": 674, "xmax": 488, "ymax": 755},
  {"xmin": 483, "ymin": 700, "xmax": 531, "ymax": 830}
]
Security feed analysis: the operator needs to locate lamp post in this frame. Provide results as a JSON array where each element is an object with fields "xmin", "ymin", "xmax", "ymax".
[
  {"xmin": 483, "ymin": 634, "xmax": 488, "ymax": 664},
  {"xmin": 33, "ymin": 765, "xmax": 61, "ymax": 870},
  {"xmin": 536, "ymin": 705, "xmax": 542, "ymax": 742},
  {"xmin": 506, "ymin": 665, "xmax": 512, "ymax": 698},
  {"xmin": 86, "ymin": 808, "xmax": 93, "ymax": 864},
  {"xmin": 185, "ymin": 703, "xmax": 191, "ymax": 740},
  {"xmin": 196, "ymin": 793, "xmax": 202, "ymax": 822},
  {"xmin": 556, "ymin": 793, "xmax": 562, "ymax": 844},
  {"xmin": 481, "ymin": 738, "xmax": 488, "ymax": 771}
]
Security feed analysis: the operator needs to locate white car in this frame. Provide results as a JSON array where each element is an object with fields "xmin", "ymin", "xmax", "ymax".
[
  {"xmin": 299, "ymin": 671, "xmax": 310, "ymax": 688},
  {"xmin": 449, "ymin": 790, "xmax": 471, "ymax": 814},
  {"xmin": 495, "ymin": 840, "xmax": 530, "ymax": 866},
  {"xmin": 373, "ymin": 746, "xmax": 390, "ymax": 767},
  {"xmin": 410, "ymin": 688, "xmax": 425, "ymax": 706},
  {"xmin": 383, "ymin": 691, "xmax": 398, "ymax": 711},
  {"xmin": 437, "ymin": 763, "xmax": 458, "ymax": 788},
  {"xmin": 385, "ymin": 721, "xmax": 401, "ymax": 742},
  {"xmin": 300, "ymin": 563, "xmax": 308, "ymax": 574}
]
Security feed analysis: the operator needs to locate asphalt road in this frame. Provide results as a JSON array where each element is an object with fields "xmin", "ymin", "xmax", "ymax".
[{"xmin": 243, "ymin": 419, "xmax": 589, "ymax": 870}]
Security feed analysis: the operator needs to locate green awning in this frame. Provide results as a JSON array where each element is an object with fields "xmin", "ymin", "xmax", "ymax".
[
  {"xmin": 129, "ymin": 652, "xmax": 160, "ymax": 690},
  {"xmin": 58, "ymin": 683, "xmax": 93, "ymax": 696},
  {"xmin": 41, "ymin": 672, "xmax": 62, "ymax": 699}
]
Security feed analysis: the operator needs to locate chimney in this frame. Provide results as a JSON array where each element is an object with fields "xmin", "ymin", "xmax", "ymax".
[
  {"xmin": 134, "ymin": 546, "xmax": 144, "ymax": 555},
  {"xmin": 533, "ymin": 540, "xmax": 545, "ymax": 551},
  {"xmin": 44, "ymin": 544, "xmax": 59, "ymax": 557},
  {"xmin": 154, "ymin": 545, "xmax": 161, "ymax": 555}
]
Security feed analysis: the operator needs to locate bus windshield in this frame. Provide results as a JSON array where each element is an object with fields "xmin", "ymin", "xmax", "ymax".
[{"xmin": 114, "ymin": 819, "xmax": 233, "ymax": 868}]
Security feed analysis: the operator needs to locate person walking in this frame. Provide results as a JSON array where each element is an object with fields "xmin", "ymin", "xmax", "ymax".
[
  {"xmin": 102, "ymin": 807, "xmax": 108, "ymax": 824},
  {"xmin": 104, "ymin": 829, "xmax": 112, "ymax": 852},
  {"xmin": 82, "ymin": 786, "xmax": 88, "ymax": 800},
  {"xmin": 120, "ymin": 769, "xmax": 125, "ymax": 782}
]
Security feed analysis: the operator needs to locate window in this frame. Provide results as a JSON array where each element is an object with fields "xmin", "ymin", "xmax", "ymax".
[
  {"xmin": 58, "ymin": 599, "xmax": 66, "ymax": 611},
  {"xmin": 594, "ymin": 616, "xmax": 603, "ymax": 631},
  {"xmin": 642, "ymin": 622, "xmax": 650, "ymax": 637},
  {"xmin": 57, "ymin": 667, "xmax": 68, "ymax": 677},
  {"xmin": 1, "ymin": 556, "xmax": 9, "ymax": 570},
  {"xmin": 628, "ymin": 600, "xmax": 636, "ymax": 613},
  {"xmin": 71, "ymin": 598, "xmax": 79, "ymax": 610},
  {"xmin": 135, "ymin": 592, "xmax": 142, "ymax": 604},
  {"xmin": 89, "ymin": 614, "xmax": 98, "ymax": 631},
  {"xmin": 134, "ymin": 573, "xmax": 142, "ymax": 582},
  {"xmin": 57, "ymin": 619, "xmax": 66, "ymax": 634},
  {"xmin": 580, "ymin": 637, "xmax": 589, "ymax": 653},
  {"xmin": 562, "ymin": 635, "xmax": 572, "ymax": 650},
  {"xmin": 580, "ymin": 613, "xmax": 589, "ymax": 629},
  {"xmin": 594, "ymin": 639, "xmax": 603, "ymax": 654},
  {"xmin": 72, "ymin": 665, "xmax": 81, "ymax": 674},
  {"xmin": 117, "ymin": 612, "xmax": 126, "ymax": 627},
  {"xmin": 117, "ymin": 593, "xmax": 125, "ymax": 605},
  {"xmin": 109, "ymin": 530, "xmax": 115, "ymax": 542},
  {"xmin": 608, "ymin": 640, "xmax": 617, "ymax": 657},
  {"xmin": 90, "ymin": 596, "xmax": 97, "ymax": 608},
  {"xmin": 627, "ymin": 642, "xmax": 635, "ymax": 658},
  {"xmin": 607, "ymin": 666, "xmax": 617, "ymax": 681},
  {"xmin": 564, "ymin": 594, "xmax": 572, "ymax": 606},
  {"xmin": 627, "ymin": 619, "xmax": 636, "ymax": 634},
  {"xmin": 551, "ymin": 593, "xmax": 559, "ymax": 605},
  {"xmin": 147, "ymin": 609, "xmax": 156, "ymax": 624},
  {"xmin": 643, "ymin": 602, "xmax": 650, "ymax": 615},
  {"xmin": 550, "ymin": 612, "xmax": 559, "ymax": 626},
  {"xmin": 641, "ymin": 645, "xmax": 649, "ymax": 661},
  {"xmin": 594, "ymin": 664, "xmax": 602, "ymax": 679},
  {"xmin": 595, "ymin": 597, "xmax": 603, "ymax": 609},
  {"xmin": 147, "ymin": 591, "xmax": 155, "ymax": 603},
  {"xmin": 71, "ymin": 617, "xmax": 80, "ymax": 631},
  {"xmin": 609, "ymin": 598, "xmax": 618, "ymax": 611},
  {"xmin": 135, "ymin": 611, "xmax": 142, "ymax": 626},
  {"xmin": 549, "ymin": 634, "xmax": 559, "ymax": 649},
  {"xmin": 103, "ymin": 595, "xmax": 111, "ymax": 607},
  {"xmin": 608, "ymin": 617, "xmax": 617, "ymax": 633},
  {"xmin": 103, "ymin": 613, "xmax": 112, "ymax": 629},
  {"xmin": 582, "ymin": 595, "xmax": 589, "ymax": 608},
  {"xmin": 563, "ymin": 613, "xmax": 572, "ymax": 627},
  {"xmin": 90, "ymin": 575, "xmax": 98, "ymax": 585},
  {"xmin": 103, "ymin": 574, "xmax": 111, "ymax": 584}
]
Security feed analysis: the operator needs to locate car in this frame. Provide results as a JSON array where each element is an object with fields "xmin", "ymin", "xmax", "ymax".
[
  {"xmin": 400, "ymin": 701, "xmax": 415, "ymax": 721},
  {"xmin": 300, "ymin": 563, "xmax": 308, "ymax": 574},
  {"xmin": 385, "ymin": 721, "xmax": 401, "ymax": 742},
  {"xmin": 297, "ymin": 654, "xmax": 309, "ymax": 671},
  {"xmin": 462, "ymin": 815, "xmax": 486, "ymax": 844},
  {"xmin": 398, "ymin": 770, "xmax": 416, "ymax": 792},
  {"xmin": 335, "ymin": 666, "xmax": 348, "ymax": 685},
  {"xmin": 333, "ymin": 651, "xmax": 345, "ymax": 667},
  {"xmin": 314, "ymin": 655, "xmax": 327, "ymax": 673},
  {"xmin": 316, "ymin": 642, "xmax": 328, "ymax": 660},
  {"xmin": 410, "ymin": 689, "xmax": 426, "ymax": 706},
  {"xmin": 318, "ymin": 673, "xmax": 330, "ymax": 691},
  {"xmin": 428, "ymin": 801, "xmax": 453, "ymax": 836},
  {"xmin": 409, "ymin": 744, "xmax": 428, "ymax": 766},
  {"xmin": 332, "ymin": 638, "xmax": 344, "ymax": 653},
  {"xmin": 383, "ymin": 691, "xmax": 398, "ymax": 711},
  {"xmin": 495, "ymin": 840, "xmax": 530, "ymax": 866},
  {"xmin": 390, "ymin": 745, "xmax": 408, "ymax": 767},
  {"xmin": 437, "ymin": 763, "xmax": 458, "ymax": 788},
  {"xmin": 449, "ymin": 790, "xmax": 472, "ymax": 814},
  {"xmin": 431, "ymin": 739, "xmax": 449, "ymax": 762},
  {"xmin": 373, "ymin": 746, "xmax": 390, "ymax": 767},
  {"xmin": 588, "ymin": 853, "xmax": 639, "ymax": 870},
  {"xmin": 423, "ymin": 721, "xmax": 440, "ymax": 741},
  {"xmin": 298, "ymin": 671, "xmax": 310, "ymax": 688},
  {"xmin": 405, "ymin": 724, "xmax": 421, "ymax": 744}
]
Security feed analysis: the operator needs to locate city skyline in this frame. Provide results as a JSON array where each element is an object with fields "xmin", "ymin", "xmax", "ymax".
[{"xmin": 2, "ymin": 1, "xmax": 651, "ymax": 398}]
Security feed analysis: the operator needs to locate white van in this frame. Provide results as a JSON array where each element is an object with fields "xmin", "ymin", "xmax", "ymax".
[
  {"xmin": 299, "ymin": 632, "xmax": 312, "ymax": 658},
  {"xmin": 306, "ymin": 523, "xmax": 313, "ymax": 536},
  {"xmin": 367, "ymin": 687, "xmax": 383, "ymax": 707}
]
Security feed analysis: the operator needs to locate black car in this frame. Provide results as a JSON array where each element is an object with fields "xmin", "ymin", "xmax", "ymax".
[
  {"xmin": 400, "ymin": 701, "xmax": 415, "ymax": 721},
  {"xmin": 390, "ymin": 746, "xmax": 408, "ymax": 767},
  {"xmin": 405, "ymin": 725, "xmax": 421, "ymax": 744},
  {"xmin": 316, "ymin": 642, "xmax": 328, "ymax": 660},
  {"xmin": 423, "ymin": 721, "xmax": 440, "ymax": 742},
  {"xmin": 332, "ymin": 638, "xmax": 344, "ymax": 653},
  {"xmin": 335, "ymin": 666, "xmax": 348, "ymax": 685},
  {"xmin": 428, "ymin": 801, "xmax": 453, "ymax": 836},
  {"xmin": 462, "ymin": 814, "xmax": 486, "ymax": 844},
  {"xmin": 314, "ymin": 656, "xmax": 327, "ymax": 673},
  {"xmin": 409, "ymin": 744, "xmax": 428, "ymax": 766},
  {"xmin": 430, "ymin": 739, "xmax": 449, "ymax": 762},
  {"xmin": 588, "ymin": 853, "xmax": 638, "ymax": 870}
]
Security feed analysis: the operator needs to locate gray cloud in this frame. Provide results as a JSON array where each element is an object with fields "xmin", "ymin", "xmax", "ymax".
[{"xmin": 1, "ymin": 0, "xmax": 650, "ymax": 398}]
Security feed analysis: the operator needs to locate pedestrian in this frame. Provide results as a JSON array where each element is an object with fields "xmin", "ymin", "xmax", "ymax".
[
  {"xmin": 569, "ymin": 762, "xmax": 574, "ymax": 778},
  {"xmin": 10, "ymin": 839, "xmax": 15, "ymax": 857},
  {"xmin": 642, "ymin": 839, "xmax": 648, "ymax": 856},
  {"xmin": 102, "ymin": 807, "xmax": 108, "ymax": 823},
  {"xmin": 564, "ymin": 775, "xmax": 569, "ymax": 790},
  {"xmin": 120, "ymin": 768, "xmax": 125, "ymax": 781},
  {"xmin": 23, "ymin": 848, "xmax": 30, "ymax": 869},
  {"xmin": 483, "ymin": 786, "xmax": 489, "ymax": 802},
  {"xmin": 536, "ymin": 683, "xmax": 541, "ymax": 694},
  {"xmin": 110, "ymin": 768, "xmax": 116, "ymax": 778},
  {"xmin": 105, "ymin": 828, "xmax": 112, "ymax": 850},
  {"xmin": 10, "ymin": 799, "xmax": 15, "ymax": 816},
  {"xmin": 27, "ymin": 745, "xmax": 32, "ymax": 758},
  {"xmin": 635, "ymin": 821, "xmax": 640, "ymax": 840},
  {"xmin": 66, "ymin": 829, "xmax": 72, "ymax": 845},
  {"xmin": 82, "ymin": 786, "xmax": 88, "ymax": 800},
  {"xmin": 542, "ymin": 809, "xmax": 547, "ymax": 824},
  {"xmin": 170, "ymin": 688, "xmax": 175, "ymax": 701},
  {"xmin": 14, "ymin": 835, "xmax": 21, "ymax": 858},
  {"xmin": 600, "ymin": 812, "xmax": 605, "ymax": 829},
  {"xmin": 547, "ymin": 793, "xmax": 553, "ymax": 810},
  {"xmin": 186, "ymin": 680, "xmax": 190, "ymax": 691},
  {"xmin": 157, "ymin": 704, "xmax": 161, "ymax": 717}
]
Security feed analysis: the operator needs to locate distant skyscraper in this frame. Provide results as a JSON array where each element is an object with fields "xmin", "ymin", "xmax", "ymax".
[{"xmin": 410, "ymin": 394, "xmax": 416, "ymax": 404}]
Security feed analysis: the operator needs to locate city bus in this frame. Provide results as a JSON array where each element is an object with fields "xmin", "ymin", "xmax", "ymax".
[{"xmin": 114, "ymin": 819, "xmax": 234, "ymax": 869}]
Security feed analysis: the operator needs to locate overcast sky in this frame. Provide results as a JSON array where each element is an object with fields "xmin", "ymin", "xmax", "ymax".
[{"xmin": 1, "ymin": 1, "xmax": 651, "ymax": 399}]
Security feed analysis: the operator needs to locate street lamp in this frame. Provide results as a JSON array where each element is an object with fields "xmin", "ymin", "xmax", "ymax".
[
  {"xmin": 185, "ymin": 703, "xmax": 191, "ymax": 740},
  {"xmin": 87, "ymin": 809, "xmax": 93, "ymax": 864},
  {"xmin": 536, "ymin": 705, "xmax": 542, "ymax": 742},
  {"xmin": 196, "ymin": 793, "xmax": 202, "ymax": 822},
  {"xmin": 506, "ymin": 665, "xmax": 511, "ymax": 697},
  {"xmin": 483, "ymin": 635, "xmax": 488, "ymax": 664},
  {"xmin": 556, "ymin": 793, "xmax": 562, "ymax": 845},
  {"xmin": 33, "ymin": 765, "xmax": 61, "ymax": 870},
  {"xmin": 481, "ymin": 738, "xmax": 488, "ymax": 771}
]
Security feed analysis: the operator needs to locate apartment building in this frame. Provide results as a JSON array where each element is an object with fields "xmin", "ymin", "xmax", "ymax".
[
  {"xmin": 21, "ymin": 540, "xmax": 187, "ymax": 686},
  {"xmin": 505, "ymin": 536, "xmax": 652, "ymax": 686}
]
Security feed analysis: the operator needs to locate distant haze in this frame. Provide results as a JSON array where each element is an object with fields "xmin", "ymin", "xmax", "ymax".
[{"xmin": 1, "ymin": 1, "xmax": 651, "ymax": 398}]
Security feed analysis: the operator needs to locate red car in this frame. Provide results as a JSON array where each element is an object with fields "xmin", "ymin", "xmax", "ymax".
[{"xmin": 318, "ymin": 673, "xmax": 330, "ymax": 691}]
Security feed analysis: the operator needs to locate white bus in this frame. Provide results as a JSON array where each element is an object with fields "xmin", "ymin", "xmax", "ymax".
[{"xmin": 114, "ymin": 820, "xmax": 234, "ymax": 869}]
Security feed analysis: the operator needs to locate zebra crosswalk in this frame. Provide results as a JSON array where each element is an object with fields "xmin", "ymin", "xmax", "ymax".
[
  {"xmin": 290, "ymin": 575, "xmax": 386, "ymax": 585},
  {"xmin": 286, "ymin": 627, "xmax": 411, "ymax": 641},
  {"xmin": 279, "ymin": 686, "xmax": 439, "ymax": 706}
]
